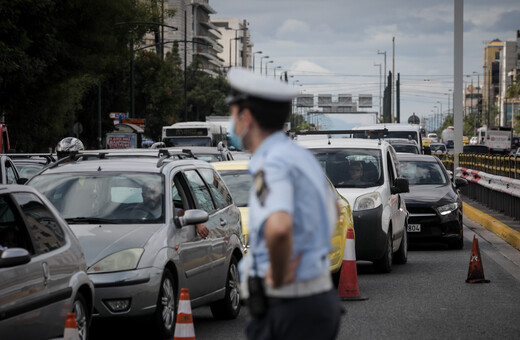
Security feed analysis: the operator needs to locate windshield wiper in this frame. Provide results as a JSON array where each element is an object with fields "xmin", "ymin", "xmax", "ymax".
[{"xmin": 65, "ymin": 217, "xmax": 117, "ymax": 224}]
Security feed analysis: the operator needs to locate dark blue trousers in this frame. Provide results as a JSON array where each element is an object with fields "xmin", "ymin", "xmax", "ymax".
[{"xmin": 246, "ymin": 289, "xmax": 342, "ymax": 340}]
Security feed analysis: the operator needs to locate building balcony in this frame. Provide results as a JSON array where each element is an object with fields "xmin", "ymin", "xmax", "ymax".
[{"xmin": 192, "ymin": 0, "xmax": 216, "ymax": 14}]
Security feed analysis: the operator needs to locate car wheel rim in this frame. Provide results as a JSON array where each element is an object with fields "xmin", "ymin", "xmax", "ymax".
[
  {"xmin": 73, "ymin": 300, "xmax": 87, "ymax": 340},
  {"xmin": 229, "ymin": 263, "xmax": 240, "ymax": 311},
  {"xmin": 161, "ymin": 278, "xmax": 175, "ymax": 331}
]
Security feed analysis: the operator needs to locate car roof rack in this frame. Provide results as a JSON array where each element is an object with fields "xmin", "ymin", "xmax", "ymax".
[
  {"xmin": 6, "ymin": 153, "xmax": 56, "ymax": 164},
  {"xmin": 293, "ymin": 128, "xmax": 388, "ymax": 137}
]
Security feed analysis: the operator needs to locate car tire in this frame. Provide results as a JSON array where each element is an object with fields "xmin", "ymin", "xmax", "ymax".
[
  {"xmin": 393, "ymin": 229, "xmax": 408, "ymax": 264},
  {"xmin": 374, "ymin": 231, "xmax": 393, "ymax": 273},
  {"xmin": 210, "ymin": 256, "xmax": 241, "ymax": 320},
  {"xmin": 72, "ymin": 293, "xmax": 90, "ymax": 340},
  {"xmin": 152, "ymin": 269, "xmax": 177, "ymax": 339}
]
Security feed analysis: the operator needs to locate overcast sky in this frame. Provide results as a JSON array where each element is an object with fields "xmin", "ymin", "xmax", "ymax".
[{"xmin": 211, "ymin": 0, "xmax": 519, "ymax": 125}]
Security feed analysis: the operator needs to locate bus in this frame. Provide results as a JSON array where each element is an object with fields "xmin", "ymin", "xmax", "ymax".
[
  {"xmin": 351, "ymin": 123, "xmax": 424, "ymax": 153},
  {"xmin": 161, "ymin": 121, "xmax": 227, "ymax": 147}
]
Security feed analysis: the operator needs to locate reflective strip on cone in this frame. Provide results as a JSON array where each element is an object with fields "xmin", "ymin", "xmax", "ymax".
[{"xmin": 178, "ymin": 300, "xmax": 192, "ymax": 314}]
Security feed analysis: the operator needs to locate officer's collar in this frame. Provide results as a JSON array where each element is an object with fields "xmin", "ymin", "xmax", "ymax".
[{"xmin": 249, "ymin": 131, "xmax": 288, "ymax": 174}]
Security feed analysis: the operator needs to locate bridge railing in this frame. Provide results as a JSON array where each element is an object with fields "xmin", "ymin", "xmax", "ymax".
[
  {"xmin": 440, "ymin": 153, "xmax": 520, "ymax": 179},
  {"xmin": 455, "ymin": 166, "xmax": 520, "ymax": 221}
]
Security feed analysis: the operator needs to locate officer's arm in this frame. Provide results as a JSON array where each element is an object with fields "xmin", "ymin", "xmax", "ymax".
[{"xmin": 264, "ymin": 211, "xmax": 295, "ymax": 288}]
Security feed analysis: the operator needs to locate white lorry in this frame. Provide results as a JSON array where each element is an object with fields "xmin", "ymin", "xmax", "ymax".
[{"xmin": 476, "ymin": 126, "xmax": 512, "ymax": 154}]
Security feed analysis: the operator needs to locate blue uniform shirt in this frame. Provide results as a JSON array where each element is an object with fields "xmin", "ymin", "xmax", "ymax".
[{"xmin": 241, "ymin": 131, "xmax": 336, "ymax": 282}]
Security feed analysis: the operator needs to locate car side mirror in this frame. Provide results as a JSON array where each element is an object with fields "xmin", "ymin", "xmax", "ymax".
[
  {"xmin": 174, "ymin": 209, "xmax": 209, "ymax": 228},
  {"xmin": 423, "ymin": 146, "xmax": 431, "ymax": 155},
  {"xmin": 17, "ymin": 178, "xmax": 28, "ymax": 185},
  {"xmin": 0, "ymin": 248, "xmax": 31, "ymax": 268},
  {"xmin": 391, "ymin": 177, "xmax": 409, "ymax": 194},
  {"xmin": 454, "ymin": 178, "xmax": 468, "ymax": 188}
]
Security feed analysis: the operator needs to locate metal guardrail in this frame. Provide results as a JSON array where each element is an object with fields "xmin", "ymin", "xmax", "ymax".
[
  {"xmin": 439, "ymin": 153, "xmax": 520, "ymax": 179},
  {"xmin": 455, "ymin": 167, "xmax": 520, "ymax": 221}
]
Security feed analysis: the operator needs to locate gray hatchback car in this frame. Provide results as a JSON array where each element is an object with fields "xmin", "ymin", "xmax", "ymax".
[
  {"xmin": 0, "ymin": 185, "xmax": 94, "ymax": 340},
  {"xmin": 27, "ymin": 151, "xmax": 245, "ymax": 338}
]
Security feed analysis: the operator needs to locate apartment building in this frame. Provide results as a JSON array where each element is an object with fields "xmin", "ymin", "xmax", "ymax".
[
  {"xmin": 140, "ymin": 0, "xmax": 223, "ymax": 76},
  {"xmin": 211, "ymin": 18, "xmax": 252, "ymax": 70}
]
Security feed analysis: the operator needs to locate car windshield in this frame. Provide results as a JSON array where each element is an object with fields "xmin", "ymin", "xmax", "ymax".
[
  {"xmin": 218, "ymin": 170, "xmax": 251, "ymax": 207},
  {"xmin": 14, "ymin": 162, "xmax": 47, "ymax": 178},
  {"xmin": 392, "ymin": 144, "xmax": 419, "ymax": 154},
  {"xmin": 310, "ymin": 148, "xmax": 383, "ymax": 188},
  {"xmin": 399, "ymin": 160, "xmax": 447, "ymax": 186},
  {"xmin": 430, "ymin": 144, "xmax": 446, "ymax": 152},
  {"xmin": 28, "ymin": 173, "xmax": 164, "ymax": 223}
]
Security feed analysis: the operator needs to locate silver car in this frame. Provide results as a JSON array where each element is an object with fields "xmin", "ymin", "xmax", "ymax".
[
  {"xmin": 0, "ymin": 185, "xmax": 94, "ymax": 340},
  {"xmin": 28, "ymin": 152, "xmax": 245, "ymax": 338}
]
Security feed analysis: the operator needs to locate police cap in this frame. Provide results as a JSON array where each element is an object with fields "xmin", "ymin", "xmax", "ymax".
[{"xmin": 226, "ymin": 67, "xmax": 299, "ymax": 104}]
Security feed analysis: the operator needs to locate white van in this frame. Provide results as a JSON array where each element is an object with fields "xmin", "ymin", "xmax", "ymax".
[
  {"xmin": 351, "ymin": 123, "xmax": 424, "ymax": 154},
  {"xmin": 297, "ymin": 138, "xmax": 409, "ymax": 273}
]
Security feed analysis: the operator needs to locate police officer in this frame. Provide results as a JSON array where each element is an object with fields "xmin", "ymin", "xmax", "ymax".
[
  {"xmin": 227, "ymin": 68, "xmax": 341, "ymax": 340},
  {"xmin": 56, "ymin": 137, "xmax": 84, "ymax": 160}
]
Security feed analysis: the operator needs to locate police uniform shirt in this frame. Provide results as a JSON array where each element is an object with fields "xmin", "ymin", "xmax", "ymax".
[{"xmin": 244, "ymin": 131, "xmax": 337, "ymax": 282}]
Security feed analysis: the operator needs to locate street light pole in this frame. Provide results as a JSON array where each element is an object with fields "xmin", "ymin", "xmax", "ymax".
[
  {"xmin": 274, "ymin": 66, "xmax": 282, "ymax": 79},
  {"xmin": 375, "ymin": 62, "xmax": 382, "ymax": 120},
  {"xmin": 260, "ymin": 56, "xmax": 269, "ymax": 76},
  {"xmin": 437, "ymin": 101, "xmax": 443, "ymax": 129},
  {"xmin": 253, "ymin": 51, "xmax": 262, "ymax": 73},
  {"xmin": 377, "ymin": 50, "xmax": 387, "ymax": 89},
  {"xmin": 265, "ymin": 60, "xmax": 273, "ymax": 76}
]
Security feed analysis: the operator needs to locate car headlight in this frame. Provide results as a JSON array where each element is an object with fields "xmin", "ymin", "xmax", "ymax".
[
  {"xmin": 88, "ymin": 248, "xmax": 144, "ymax": 274},
  {"xmin": 437, "ymin": 203, "xmax": 458, "ymax": 216},
  {"xmin": 354, "ymin": 192, "xmax": 382, "ymax": 211}
]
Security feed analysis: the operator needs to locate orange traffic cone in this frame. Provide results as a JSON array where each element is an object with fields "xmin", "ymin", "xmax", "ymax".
[
  {"xmin": 63, "ymin": 312, "xmax": 80, "ymax": 340},
  {"xmin": 466, "ymin": 235, "xmax": 490, "ymax": 283},
  {"xmin": 337, "ymin": 227, "xmax": 368, "ymax": 301},
  {"xmin": 174, "ymin": 288, "xmax": 196, "ymax": 340}
]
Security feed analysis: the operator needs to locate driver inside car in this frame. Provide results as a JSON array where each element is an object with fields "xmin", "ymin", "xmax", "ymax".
[{"xmin": 141, "ymin": 182, "xmax": 163, "ymax": 219}]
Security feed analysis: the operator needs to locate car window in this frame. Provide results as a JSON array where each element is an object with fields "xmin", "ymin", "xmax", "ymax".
[
  {"xmin": 218, "ymin": 170, "xmax": 252, "ymax": 207},
  {"xmin": 198, "ymin": 168, "xmax": 233, "ymax": 209},
  {"xmin": 184, "ymin": 170, "xmax": 216, "ymax": 212},
  {"xmin": 171, "ymin": 172, "xmax": 195, "ymax": 214},
  {"xmin": 6, "ymin": 162, "xmax": 17, "ymax": 184},
  {"xmin": 29, "ymin": 173, "xmax": 164, "ymax": 223},
  {"xmin": 0, "ymin": 194, "xmax": 33, "ymax": 254},
  {"xmin": 399, "ymin": 160, "xmax": 447, "ymax": 186},
  {"xmin": 392, "ymin": 144, "xmax": 419, "ymax": 154},
  {"xmin": 12, "ymin": 192, "xmax": 65, "ymax": 254},
  {"xmin": 310, "ymin": 148, "xmax": 383, "ymax": 188}
]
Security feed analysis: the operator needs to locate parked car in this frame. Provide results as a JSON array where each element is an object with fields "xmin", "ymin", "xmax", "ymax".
[
  {"xmin": 0, "ymin": 185, "xmax": 94, "ymax": 340},
  {"xmin": 397, "ymin": 154, "xmax": 468, "ymax": 249},
  {"xmin": 212, "ymin": 159, "xmax": 353, "ymax": 282},
  {"xmin": 27, "ymin": 152, "xmax": 245, "ymax": 338},
  {"xmin": 7, "ymin": 153, "xmax": 56, "ymax": 179},
  {"xmin": 297, "ymin": 138, "xmax": 409, "ymax": 273}
]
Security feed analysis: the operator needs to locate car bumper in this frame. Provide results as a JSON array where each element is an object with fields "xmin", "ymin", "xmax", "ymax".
[
  {"xmin": 406, "ymin": 206, "xmax": 462, "ymax": 242},
  {"xmin": 89, "ymin": 267, "xmax": 163, "ymax": 318},
  {"xmin": 352, "ymin": 205, "xmax": 387, "ymax": 261}
]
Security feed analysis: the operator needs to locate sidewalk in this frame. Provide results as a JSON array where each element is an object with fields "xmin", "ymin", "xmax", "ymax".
[{"xmin": 462, "ymin": 194, "xmax": 520, "ymax": 251}]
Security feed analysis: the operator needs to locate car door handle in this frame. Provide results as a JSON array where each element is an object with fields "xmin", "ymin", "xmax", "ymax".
[
  {"xmin": 42, "ymin": 262, "xmax": 49, "ymax": 286},
  {"xmin": 220, "ymin": 218, "xmax": 227, "ymax": 226}
]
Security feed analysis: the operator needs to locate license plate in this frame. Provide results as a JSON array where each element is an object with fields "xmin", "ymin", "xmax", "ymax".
[{"xmin": 407, "ymin": 224, "xmax": 421, "ymax": 232}]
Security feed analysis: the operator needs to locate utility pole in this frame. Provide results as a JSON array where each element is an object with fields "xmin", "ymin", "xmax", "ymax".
[
  {"xmin": 375, "ymin": 63, "xmax": 382, "ymax": 120},
  {"xmin": 391, "ymin": 37, "xmax": 395, "ymax": 123}
]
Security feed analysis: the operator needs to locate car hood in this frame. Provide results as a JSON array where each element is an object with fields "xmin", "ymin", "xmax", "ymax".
[
  {"xmin": 402, "ymin": 184, "xmax": 457, "ymax": 206},
  {"xmin": 69, "ymin": 224, "xmax": 163, "ymax": 266}
]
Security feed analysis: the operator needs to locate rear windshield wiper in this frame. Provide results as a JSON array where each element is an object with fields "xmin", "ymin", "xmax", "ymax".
[{"xmin": 65, "ymin": 217, "xmax": 117, "ymax": 224}]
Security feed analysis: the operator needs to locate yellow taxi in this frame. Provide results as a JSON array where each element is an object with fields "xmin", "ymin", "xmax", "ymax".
[
  {"xmin": 463, "ymin": 136, "xmax": 469, "ymax": 145},
  {"xmin": 422, "ymin": 137, "xmax": 432, "ymax": 147},
  {"xmin": 212, "ymin": 160, "xmax": 353, "ymax": 279}
]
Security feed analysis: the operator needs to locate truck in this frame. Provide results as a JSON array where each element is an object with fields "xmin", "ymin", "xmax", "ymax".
[
  {"xmin": 476, "ymin": 126, "xmax": 512, "ymax": 154},
  {"xmin": 161, "ymin": 121, "xmax": 227, "ymax": 147},
  {"xmin": 441, "ymin": 126, "xmax": 455, "ymax": 144}
]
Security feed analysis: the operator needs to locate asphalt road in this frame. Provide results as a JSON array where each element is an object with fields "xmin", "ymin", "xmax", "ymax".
[{"xmin": 91, "ymin": 219, "xmax": 520, "ymax": 340}]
